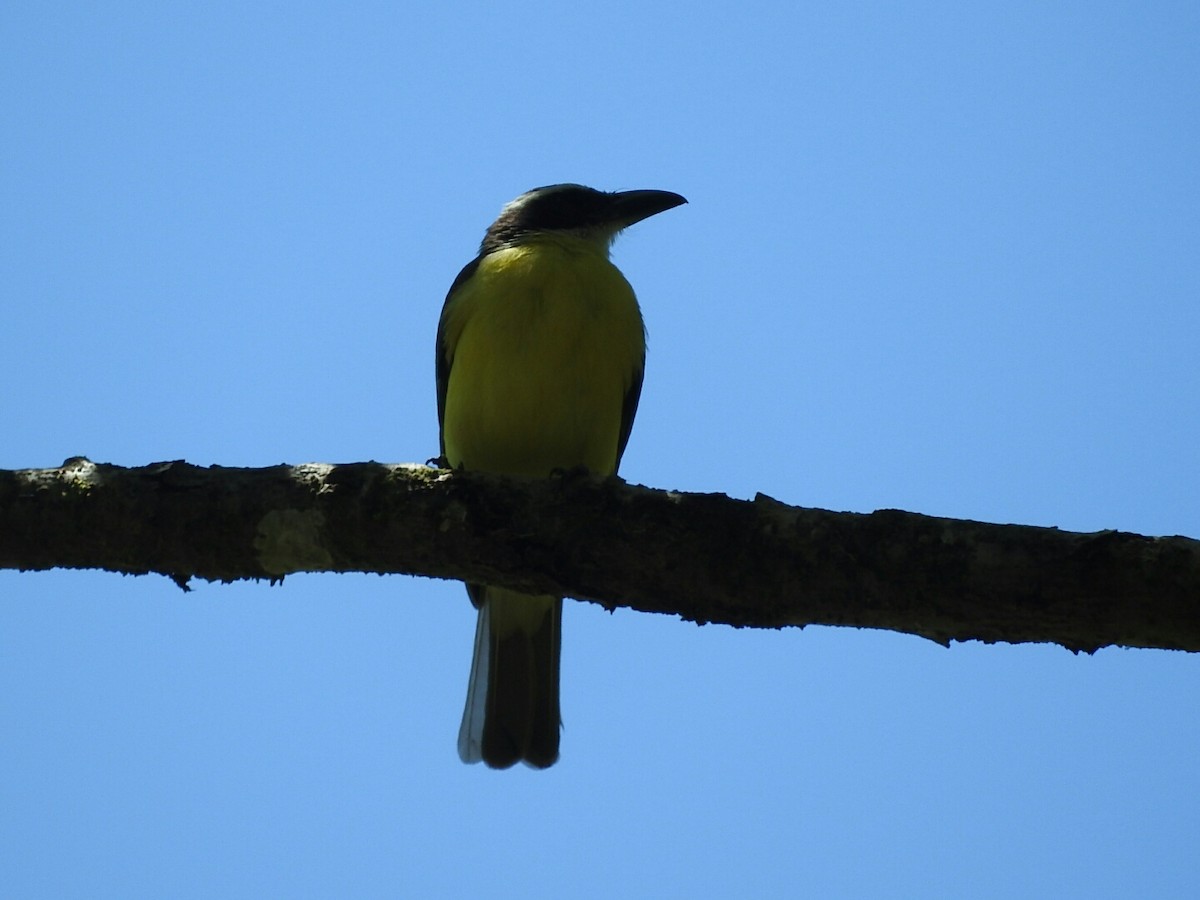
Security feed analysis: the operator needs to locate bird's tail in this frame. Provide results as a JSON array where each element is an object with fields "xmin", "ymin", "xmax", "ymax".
[{"xmin": 458, "ymin": 587, "xmax": 561, "ymax": 769}]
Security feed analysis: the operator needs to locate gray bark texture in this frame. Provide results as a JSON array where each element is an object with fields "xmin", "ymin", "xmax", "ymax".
[{"xmin": 2, "ymin": 458, "xmax": 1197, "ymax": 653}]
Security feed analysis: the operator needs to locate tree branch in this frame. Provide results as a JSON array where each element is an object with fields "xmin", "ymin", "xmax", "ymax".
[{"xmin": 2, "ymin": 458, "xmax": 1197, "ymax": 653}]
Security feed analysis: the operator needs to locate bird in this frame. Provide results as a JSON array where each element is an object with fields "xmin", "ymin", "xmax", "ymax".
[{"xmin": 435, "ymin": 183, "xmax": 686, "ymax": 768}]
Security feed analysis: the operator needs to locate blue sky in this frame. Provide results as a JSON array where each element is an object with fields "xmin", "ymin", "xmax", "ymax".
[{"xmin": 3, "ymin": 2, "xmax": 1198, "ymax": 897}]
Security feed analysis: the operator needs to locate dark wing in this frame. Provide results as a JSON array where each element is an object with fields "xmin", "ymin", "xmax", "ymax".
[
  {"xmin": 435, "ymin": 255, "xmax": 483, "ymax": 460},
  {"xmin": 438, "ymin": 255, "xmax": 489, "ymax": 608},
  {"xmin": 614, "ymin": 361, "xmax": 644, "ymax": 472}
]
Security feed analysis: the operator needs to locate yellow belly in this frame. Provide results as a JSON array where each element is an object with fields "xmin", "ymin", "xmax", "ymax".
[{"xmin": 441, "ymin": 241, "xmax": 646, "ymax": 477}]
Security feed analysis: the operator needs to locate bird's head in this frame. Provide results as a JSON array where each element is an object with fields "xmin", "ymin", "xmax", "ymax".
[{"xmin": 481, "ymin": 184, "xmax": 686, "ymax": 255}]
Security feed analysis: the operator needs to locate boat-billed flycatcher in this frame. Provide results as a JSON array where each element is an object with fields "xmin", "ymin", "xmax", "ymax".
[{"xmin": 435, "ymin": 183, "xmax": 686, "ymax": 768}]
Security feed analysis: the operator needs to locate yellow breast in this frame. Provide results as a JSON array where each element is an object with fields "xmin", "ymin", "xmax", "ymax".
[{"xmin": 440, "ymin": 240, "xmax": 646, "ymax": 477}]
